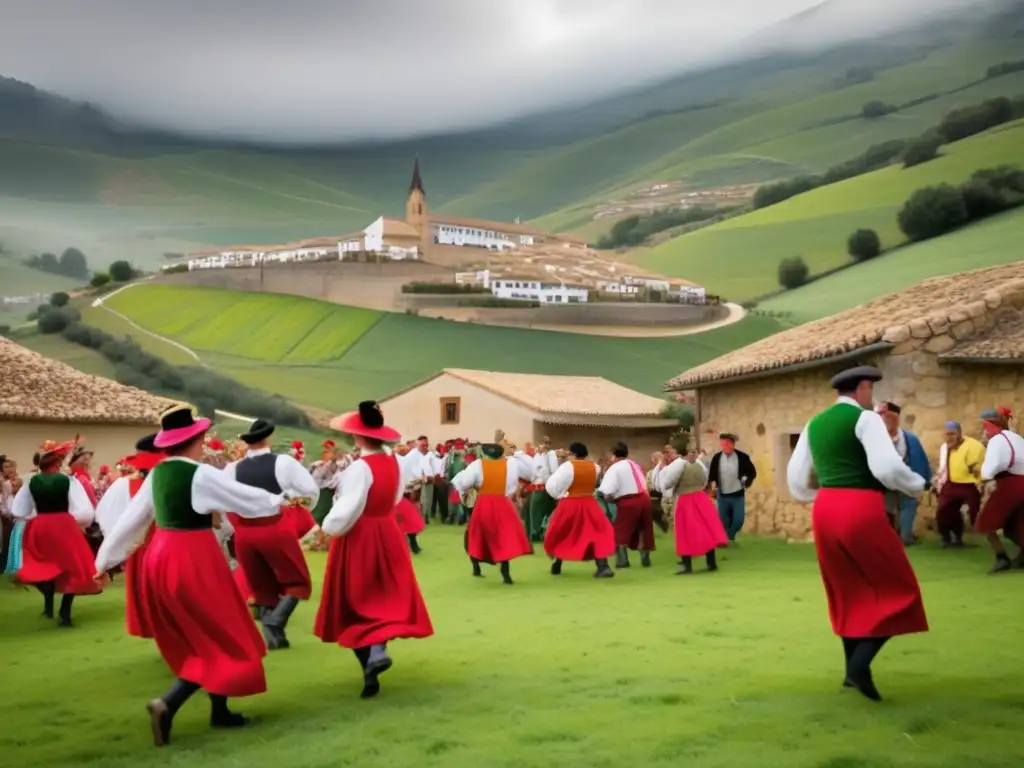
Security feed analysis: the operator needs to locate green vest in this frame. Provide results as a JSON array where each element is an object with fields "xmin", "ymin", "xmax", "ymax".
[
  {"xmin": 807, "ymin": 402, "xmax": 885, "ymax": 492},
  {"xmin": 29, "ymin": 473, "xmax": 71, "ymax": 513},
  {"xmin": 151, "ymin": 460, "xmax": 212, "ymax": 531},
  {"xmin": 446, "ymin": 451, "xmax": 467, "ymax": 481}
]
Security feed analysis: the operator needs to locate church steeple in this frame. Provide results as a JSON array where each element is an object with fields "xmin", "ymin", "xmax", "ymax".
[{"xmin": 409, "ymin": 155, "xmax": 425, "ymax": 196}]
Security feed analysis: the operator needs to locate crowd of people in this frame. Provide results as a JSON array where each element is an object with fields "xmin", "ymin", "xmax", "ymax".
[{"xmin": 0, "ymin": 368, "xmax": 1021, "ymax": 747}]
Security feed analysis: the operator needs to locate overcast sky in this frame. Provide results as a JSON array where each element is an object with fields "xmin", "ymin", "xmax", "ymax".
[{"xmin": 0, "ymin": 0, "xmax": 995, "ymax": 143}]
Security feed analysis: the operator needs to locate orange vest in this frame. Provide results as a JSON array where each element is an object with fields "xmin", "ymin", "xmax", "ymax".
[
  {"xmin": 479, "ymin": 460, "xmax": 507, "ymax": 496},
  {"xmin": 568, "ymin": 460, "xmax": 597, "ymax": 497}
]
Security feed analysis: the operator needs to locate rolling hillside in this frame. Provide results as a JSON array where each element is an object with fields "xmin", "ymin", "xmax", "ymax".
[{"xmin": 635, "ymin": 118, "xmax": 1024, "ymax": 301}]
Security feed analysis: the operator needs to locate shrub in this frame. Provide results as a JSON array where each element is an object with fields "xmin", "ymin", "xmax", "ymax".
[
  {"xmin": 90, "ymin": 272, "xmax": 111, "ymax": 288},
  {"xmin": 37, "ymin": 306, "xmax": 79, "ymax": 334},
  {"xmin": 936, "ymin": 97, "xmax": 1015, "ymax": 144},
  {"xmin": 986, "ymin": 60, "xmax": 1024, "ymax": 79},
  {"xmin": 50, "ymin": 291, "xmax": 70, "ymax": 307},
  {"xmin": 59, "ymin": 248, "xmax": 89, "ymax": 280},
  {"xmin": 847, "ymin": 229, "xmax": 882, "ymax": 262},
  {"xmin": 109, "ymin": 260, "xmax": 135, "ymax": 282},
  {"xmin": 594, "ymin": 206, "xmax": 726, "ymax": 248},
  {"xmin": 753, "ymin": 176, "xmax": 821, "ymax": 209},
  {"xmin": 897, "ymin": 185, "xmax": 969, "ymax": 242},
  {"xmin": 777, "ymin": 256, "xmax": 810, "ymax": 290},
  {"xmin": 862, "ymin": 101, "xmax": 896, "ymax": 119},
  {"xmin": 902, "ymin": 133, "xmax": 943, "ymax": 168},
  {"xmin": 162, "ymin": 263, "xmax": 189, "ymax": 274},
  {"xmin": 401, "ymin": 282, "xmax": 486, "ymax": 294},
  {"xmin": 0, "ymin": 324, "xmax": 10, "ymax": 336}
]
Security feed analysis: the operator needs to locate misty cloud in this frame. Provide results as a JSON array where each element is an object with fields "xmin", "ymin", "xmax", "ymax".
[{"xmin": 0, "ymin": 0, "xmax": 997, "ymax": 143}]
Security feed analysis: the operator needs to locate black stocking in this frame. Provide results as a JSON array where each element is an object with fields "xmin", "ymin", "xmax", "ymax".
[
  {"xmin": 162, "ymin": 678, "xmax": 200, "ymax": 717},
  {"xmin": 36, "ymin": 581, "xmax": 55, "ymax": 617},
  {"xmin": 353, "ymin": 646, "xmax": 371, "ymax": 670},
  {"xmin": 58, "ymin": 594, "xmax": 74, "ymax": 623},
  {"xmin": 849, "ymin": 637, "xmax": 889, "ymax": 674}
]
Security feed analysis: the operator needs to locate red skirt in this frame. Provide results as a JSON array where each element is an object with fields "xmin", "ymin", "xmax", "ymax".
[
  {"xmin": 142, "ymin": 528, "xmax": 267, "ymax": 697},
  {"xmin": 614, "ymin": 493, "xmax": 655, "ymax": 550},
  {"xmin": 812, "ymin": 488, "xmax": 928, "ymax": 638},
  {"xmin": 674, "ymin": 491, "xmax": 728, "ymax": 556},
  {"xmin": 465, "ymin": 494, "xmax": 532, "ymax": 563},
  {"xmin": 394, "ymin": 497, "xmax": 426, "ymax": 535},
  {"xmin": 229, "ymin": 512, "xmax": 312, "ymax": 607},
  {"xmin": 125, "ymin": 523, "xmax": 156, "ymax": 639},
  {"xmin": 974, "ymin": 473, "xmax": 1024, "ymax": 542},
  {"xmin": 543, "ymin": 496, "xmax": 616, "ymax": 561},
  {"xmin": 233, "ymin": 566, "xmax": 254, "ymax": 605},
  {"xmin": 284, "ymin": 505, "xmax": 317, "ymax": 539},
  {"xmin": 314, "ymin": 513, "xmax": 434, "ymax": 648},
  {"xmin": 18, "ymin": 513, "xmax": 101, "ymax": 596}
]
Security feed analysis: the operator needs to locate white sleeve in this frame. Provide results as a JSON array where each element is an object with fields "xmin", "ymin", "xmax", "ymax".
[
  {"xmin": 276, "ymin": 455, "xmax": 320, "ymax": 499},
  {"xmin": 856, "ymin": 411, "xmax": 926, "ymax": 495},
  {"xmin": 598, "ymin": 463, "xmax": 621, "ymax": 498},
  {"xmin": 545, "ymin": 461, "xmax": 574, "ymax": 499},
  {"xmin": 937, "ymin": 443, "xmax": 949, "ymax": 475},
  {"xmin": 656, "ymin": 458, "xmax": 685, "ymax": 495},
  {"xmin": 191, "ymin": 463, "xmax": 285, "ymax": 517},
  {"xmin": 548, "ymin": 453, "xmax": 559, "ymax": 474},
  {"xmin": 94, "ymin": 474, "xmax": 156, "ymax": 573},
  {"xmin": 451, "ymin": 460, "xmax": 483, "ymax": 495},
  {"xmin": 509, "ymin": 453, "xmax": 533, "ymax": 482},
  {"xmin": 981, "ymin": 435, "xmax": 1010, "ymax": 481},
  {"xmin": 68, "ymin": 477, "xmax": 95, "ymax": 525},
  {"xmin": 222, "ymin": 460, "xmax": 238, "ymax": 481},
  {"xmin": 95, "ymin": 477, "xmax": 132, "ymax": 535},
  {"xmin": 786, "ymin": 427, "xmax": 817, "ymax": 503},
  {"xmin": 11, "ymin": 482, "xmax": 35, "ymax": 520},
  {"xmin": 322, "ymin": 460, "xmax": 372, "ymax": 537}
]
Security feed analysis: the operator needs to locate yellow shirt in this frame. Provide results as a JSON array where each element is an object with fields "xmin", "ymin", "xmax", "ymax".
[{"xmin": 948, "ymin": 437, "xmax": 985, "ymax": 485}]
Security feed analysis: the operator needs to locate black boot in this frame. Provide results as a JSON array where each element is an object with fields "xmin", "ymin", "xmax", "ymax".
[
  {"xmin": 706, "ymin": 549, "xmax": 719, "ymax": 572},
  {"xmin": 594, "ymin": 558, "xmax": 615, "ymax": 578},
  {"xmin": 500, "ymin": 561, "xmax": 513, "ymax": 585},
  {"xmin": 615, "ymin": 546, "xmax": 630, "ymax": 569},
  {"xmin": 37, "ymin": 581, "xmax": 55, "ymax": 618},
  {"xmin": 148, "ymin": 678, "xmax": 200, "ymax": 747},
  {"xmin": 471, "ymin": 558, "xmax": 484, "ymax": 577},
  {"xmin": 209, "ymin": 693, "xmax": 248, "ymax": 728},
  {"xmin": 841, "ymin": 637, "xmax": 858, "ymax": 688},
  {"xmin": 640, "ymin": 549, "xmax": 652, "ymax": 568},
  {"xmin": 407, "ymin": 533, "xmax": 421, "ymax": 554},
  {"xmin": 550, "ymin": 558, "xmax": 563, "ymax": 575},
  {"xmin": 990, "ymin": 553, "xmax": 1012, "ymax": 574},
  {"xmin": 846, "ymin": 637, "xmax": 889, "ymax": 701},
  {"xmin": 263, "ymin": 597, "xmax": 299, "ymax": 649},
  {"xmin": 676, "ymin": 556, "xmax": 693, "ymax": 575},
  {"xmin": 57, "ymin": 594, "xmax": 75, "ymax": 627},
  {"xmin": 256, "ymin": 605, "xmax": 279, "ymax": 649}
]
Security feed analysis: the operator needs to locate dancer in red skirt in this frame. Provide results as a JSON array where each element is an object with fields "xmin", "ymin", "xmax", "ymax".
[
  {"xmin": 223, "ymin": 419, "xmax": 319, "ymax": 650},
  {"xmin": 599, "ymin": 441, "xmax": 655, "ymax": 569},
  {"xmin": 95, "ymin": 433, "xmax": 166, "ymax": 638},
  {"xmin": 787, "ymin": 365, "xmax": 928, "ymax": 702},
  {"xmin": 655, "ymin": 447, "xmax": 726, "ymax": 574},
  {"xmin": 395, "ymin": 446, "xmax": 427, "ymax": 554},
  {"xmin": 12, "ymin": 439, "xmax": 100, "ymax": 626},
  {"xmin": 976, "ymin": 407, "xmax": 1024, "ymax": 573},
  {"xmin": 315, "ymin": 401, "xmax": 434, "ymax": 699},
  {"xmin": 543, "ymin": 442, "xmax": 616, "ymax": 578},
  {"xmin": 450, "ymin": 443, "xmax": 533, "ymax": 584},
  {"xmin": 94, "ymin": 405, "xmax": 286, "ymax": 747}
]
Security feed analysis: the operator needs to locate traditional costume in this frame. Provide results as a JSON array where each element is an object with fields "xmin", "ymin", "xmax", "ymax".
[
  {"xmin": 444, "ymin": 439, "xmax": 470, "ymax": 524},
  {"xmin": 525, "ymin": 444, "xmax": 559, "ymax": 541},
  {"xmin": 310, "ymin": 440, "xmax": 341, "ymax": 525},
  {"xmin": 11, "ymin": 439, "xmax": 100, "ymax": 625},
  {"xmin": 787, "ymin": 365, "xmax": 928, "ymax": 701},
  {"xmin": 95, "ymin": 405, "xmax": 285, "ymax": 747},
  {"xmin": 223, "ymin": 419, "xmax": 320, "ymax": 650},
  {"xmin": 656, "ymin": 454, "xmax": 725, "ymax": 573},
  {"xmin": 451, "ymin": 444, "xmax": 533, "ymax": 583},
  {"xmin": 394, "ymin": 449, "xmax": 426, "ymax": 554},
  {"xmin": 315, "ymin": 402, "xmax": 434, "ymax": 698},
  {"xmin": 975, "ymin": 408, "xmax": 1024, "ymax": 573},
  {"xmin": 543, "ymin": 443, "xmax": 616, "ymax": 578},
  {"xmin": 95, "ymin": 433, "xmax": 166, "ymax": 638},
  {"xmin": 935, "ymin": 422, "xmax": 984, "ymax": 547},
  {"xmin": 599, "ymin": 444, "xmax": 655, "ymax": 569}
]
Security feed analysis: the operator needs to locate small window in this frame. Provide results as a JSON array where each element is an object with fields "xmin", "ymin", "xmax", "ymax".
[{"xmin": 440, "ymin": 397, "xmax": 461, "ymax": 425}]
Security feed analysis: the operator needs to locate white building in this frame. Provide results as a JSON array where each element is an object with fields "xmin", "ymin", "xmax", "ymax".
[
  {"xmin": 430, "ymin": 220, "xmax": 532, "ymax": 250},
  {"xmin": 457, "ymin": 270, "xmax": 588, "ymax": 304},
  {"xmin": 360, "ymin": 217, "xmax": 421, "ymax": 260}
]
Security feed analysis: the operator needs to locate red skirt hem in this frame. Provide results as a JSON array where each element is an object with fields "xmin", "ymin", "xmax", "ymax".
[
  {"xmin": 465, "ymin": 495, "xmax": 532, "ymax": 563},
  {"xmin": 543, "ymin": 496, "xmax": 616, "ymax": 561},
  {"xmin": 18, "ymin": 514, "xmax": 102, "ymax": 596},
  {"xmin": 674, "ymin": 491, "xmax": 728, "ymax": 556},
  {"xmin": 394, "ymin": 497, "xmax": 426, "ymax": 535}
]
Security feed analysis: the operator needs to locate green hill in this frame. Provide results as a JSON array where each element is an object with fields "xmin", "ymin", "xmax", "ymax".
[{"xmin": 634, "ymin": 118, "xmax": 1024, "ymax": 301}]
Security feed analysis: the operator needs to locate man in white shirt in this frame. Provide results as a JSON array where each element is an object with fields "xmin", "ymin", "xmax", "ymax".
[
  {"xmin": 599, "ymin": 441, "xmax": 653, "ymax": 569},
  {"xmin": 525, "ymin": 437, "xmax": 559, "ymax": 541},
  {"xmin": 411, "ymin": 436, "xmax": 438, "ymax": 524},
  {"xmin": 974, "ymin": 408, "xmax": 1024, "ymax": 573}
]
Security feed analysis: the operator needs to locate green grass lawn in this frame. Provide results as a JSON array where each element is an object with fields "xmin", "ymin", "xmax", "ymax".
[
  {"xmin": 2, "ymin": 528, "xmax": 1021, "ymax": 768},
  {"xmin": 211, "ymin": 415, "xmax": 345, "ymax": 452},
  {"xmin": 758, "ymin": 208, "xmax": 1024, "ymax": 323},
  {"xmin": 12, "ymin": 328, "xmax": 118, "ymax": 378},
  {"xmin": 637, "ymin": 120, "xmax": 1024, "ymax": 301}
]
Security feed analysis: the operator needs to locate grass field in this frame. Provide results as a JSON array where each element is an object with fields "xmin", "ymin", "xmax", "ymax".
[
  {"xmin": 636, "ymin": 119, "xmax": 1024, "ymax": 301},
  {"xmin": 210, "ymin": 415, "xmax": 343, "ymax": 453},
  {"xmin": 758, "ymin": 207, "xmax": 1024, "ymax": 323},
  {"xmin": 0, "ymin": 254, "xmax": 81, "ymax": 296},
  {"xmin": 2, "ymin": 528, "xmax": 1022, "ymax": 768}
]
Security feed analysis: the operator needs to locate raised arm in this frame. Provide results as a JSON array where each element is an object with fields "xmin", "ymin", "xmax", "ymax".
[
  {"xmin": 856, "ymin": 411, "xmax": 926, "ymax": 496},
  {"xmin": 94, "ymin": 474, "xmax": 156, "ymax": 573},
  {"xmin": 786, "ymin": 427, "xmax": 817, "ymax": 503},
  {"xmin": 322, "ymin": 460, "xmax": 372, "ymax": 537},
  {"xmin": 68, "ymin": 477, "xmax": 95, "ymax": 526},
  {"xmin": 451, "ymin": 460, "xmax": 483, "ymax": 495},
  {"xmin": 95, "ymin": 476, "xmax": 132, "ymax": 536},
  {"xmin": 656, "ymin": 458, "xmax": 686, "ymax": 495},
  {"xmin": 192, "ymin": 463, "xmax": 284, "ymax": 518},
  {"xmin": 545, "ymin": 461, "xmax": 574, "ymax": 499}
]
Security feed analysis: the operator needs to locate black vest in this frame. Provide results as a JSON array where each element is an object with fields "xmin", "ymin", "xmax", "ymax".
[{"xmin": 235, "ymin": 453, "xmax": 283, "ymax": 494}]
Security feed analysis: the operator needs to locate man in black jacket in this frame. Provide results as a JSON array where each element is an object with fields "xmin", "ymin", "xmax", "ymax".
[{"xmin": 707, "ymin": 433, "xmax": 757, "ymax": 544}]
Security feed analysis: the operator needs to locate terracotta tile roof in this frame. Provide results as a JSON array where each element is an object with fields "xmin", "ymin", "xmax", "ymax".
[
  {"xmin": 1, "ymin": 338, "xmax": 180, "ymax": 424},
  {"xmin": 666, "ymin": 263, "xmax": 1024, "ymax": 389},
  {"xmin": 940, "ymin": 309, "xmax": 1024, "ymax": 362},
  {"xmin": 381, "ymin": 218, "xmax": 421, "ymax": 239},
  {"xmin": 429, "ymin": 214, "xmax": 545, "ymax": 237}
]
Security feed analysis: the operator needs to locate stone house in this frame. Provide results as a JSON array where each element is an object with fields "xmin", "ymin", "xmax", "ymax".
[
  {"xmin": 664, "ymin": 263, "xmax": 1024, "ymax": 541},
  {"xmin": 379, "ymin": 368, "xmax": 678, "ymax": 459},
  {"xmin": 1, "ymin": 338, "xmax": 179, "ymax": 471}
]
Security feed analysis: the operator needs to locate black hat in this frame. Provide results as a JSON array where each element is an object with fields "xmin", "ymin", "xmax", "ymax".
[
  {"xmin": 240, "ymin": 419, "xmax": 276, "ymax": 445},
  {"xmin": 830, "ymin": 364, "xmax": 882, "ymax": 391},
  {"xmin": 718, "ymin": 433, "xmax": 739, "ymax": 443},
  {"xmin": 480, "ymin": 443, "xmax": 505, "ymax": 460},
  {"xmin": 135, "ymin": 433, "xmax": 159, "ymax": 453}
]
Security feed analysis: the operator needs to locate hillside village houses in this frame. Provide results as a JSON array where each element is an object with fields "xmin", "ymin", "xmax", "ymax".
[{"xmin": 665, "ymin": 263, "xmax": 1024, "ymax": 543}]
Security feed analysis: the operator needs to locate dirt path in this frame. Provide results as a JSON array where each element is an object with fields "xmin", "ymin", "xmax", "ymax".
[{"xmin": 91, "ymin": 282, "xmax": 205, "ymax": 364}]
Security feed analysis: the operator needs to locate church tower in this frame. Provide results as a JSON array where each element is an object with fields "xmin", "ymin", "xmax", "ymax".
[{"xmin": 405, "ymin": 155, "xmax": 430, "ymax": 252}]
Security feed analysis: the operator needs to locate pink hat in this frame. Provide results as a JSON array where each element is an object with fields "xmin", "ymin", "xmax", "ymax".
[
  {"xmin": 153, "ymin": 404, "xmax": 212, "ymax": 449},
  {"xmin": 329, "ymin": 401, "xmax": 401, "ymax": 443}
]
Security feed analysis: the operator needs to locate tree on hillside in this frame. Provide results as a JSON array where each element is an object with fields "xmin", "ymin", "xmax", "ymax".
[
  {"xmin": 778, "ymin": 256, "xmax": 809, "ymax": 290},
  {"xmin": 50, "ymin": 291, "xmax": 70, "ymax": 307},
  {"xmin": 897, "ymin": 185, "xmax": 969, "ymax": 242},
  {"xmin": 862, "ymin": 101, "xmax": 896, "ymax": 119},
  {"xmin": 902, "ymin": 133, "xmax": 943, "ymax": 168},
  {"xmin": 0, "ymin": 324, "xmax": 10, "ymax": 337},
  {"xmin": 59, "ymin": 247, "xmax": 89, "ymax": 279},
  {"xmin": 847, "ymin": 229, "xmax": 882, "ymax": 262},
  {"xmin": 90, "ymin": 272, "xmax": 111, "ymax": 288},
  {"xmin": 40, "ymin": 252, "xmax": 59, "ymax": 273},
  {"xmin": 109, "ymin": 260, "xmax": 135, "ymax": 282}
]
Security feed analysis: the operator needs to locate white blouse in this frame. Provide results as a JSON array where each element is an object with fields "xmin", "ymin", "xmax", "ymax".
[
  {"xmin": 12, "ymin": 475, "xmax": 94, "ymax": 526},
  {"xmin": 321, "ymin": 452, "xmax": 404, "ymax": 537}
]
